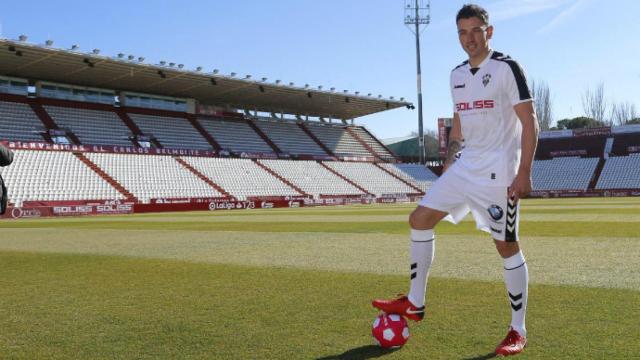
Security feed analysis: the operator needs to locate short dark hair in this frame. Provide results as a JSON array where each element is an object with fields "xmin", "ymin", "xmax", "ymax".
[{"xmin": 456, "ymin": 4, "xmax": 489, "ymax": 25}]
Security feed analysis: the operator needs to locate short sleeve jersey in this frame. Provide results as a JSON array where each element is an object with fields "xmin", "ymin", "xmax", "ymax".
[{"xmin": 450, "ymin": 50, "xmax": 532, "ymax": 186}]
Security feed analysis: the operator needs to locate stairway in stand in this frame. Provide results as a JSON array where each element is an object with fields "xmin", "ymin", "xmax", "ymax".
[{"xmin": 73, "ymin": 152, "xmax": 137, "ymax": 201}]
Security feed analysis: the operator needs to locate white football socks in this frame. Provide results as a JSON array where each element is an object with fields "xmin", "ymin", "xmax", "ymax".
[
  {"xmin": 407, "ymin": 229, "xmax": 435, "ymax": 308},
  {"xmin": 503, "ymin": 250, "xmax": 528, "ymax": 337}
]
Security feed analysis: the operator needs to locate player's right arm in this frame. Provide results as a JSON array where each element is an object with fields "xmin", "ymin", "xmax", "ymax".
[{"xmin": 443, "ymin": 112, "xmax": 463, "ymax": 173}]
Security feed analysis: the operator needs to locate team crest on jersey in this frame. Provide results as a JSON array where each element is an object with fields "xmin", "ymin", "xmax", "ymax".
[
  {"xmin": 482, "ymin": 73, "xmax": 491, "ymax": 87},
  {"xmin": 488, "ymin": 204, "xmax": 504, "ymax": 221}
]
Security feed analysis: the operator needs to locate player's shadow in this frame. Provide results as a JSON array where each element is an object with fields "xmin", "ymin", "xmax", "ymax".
[
  {"xmin": 462, "ymin": 352, "xmax": 497, "ymax": 360},
  {"xmin": 316, "ymin": 345, "xmax": 399, "ymax": 360}
]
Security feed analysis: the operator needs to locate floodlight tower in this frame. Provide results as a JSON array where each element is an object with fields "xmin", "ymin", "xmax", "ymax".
[{"xmin": 404, "ymin": 0, "xmax": 430, "ymax": 164}]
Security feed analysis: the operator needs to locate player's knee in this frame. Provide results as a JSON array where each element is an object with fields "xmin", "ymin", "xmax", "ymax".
[
  {"xmin": 494, "ymin": 240, "xmax": 520, "ymax": 258},
  {"xmin": 409, "ymin": 207, "xmax": 438, "ymax": 230},
  {"xmin": 408, "ymin": 211, "xmax": 421, "ymax": 229}
]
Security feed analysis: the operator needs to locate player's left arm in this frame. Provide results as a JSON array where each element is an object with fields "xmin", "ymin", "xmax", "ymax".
[{"xmin": 509, "ymin": 101, "xmax": 539, "ymax": 200}]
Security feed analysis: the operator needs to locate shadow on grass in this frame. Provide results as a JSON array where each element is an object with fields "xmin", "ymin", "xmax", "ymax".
[
  {"xmin": 461, "ymin": 352, "xmax": 497, "ymax": 360},
  {"xmin": 316, "ymin": 345, "xmax": 399, "ymax": 360}
]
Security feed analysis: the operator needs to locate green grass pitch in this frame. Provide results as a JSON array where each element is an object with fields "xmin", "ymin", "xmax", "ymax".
[{"xmin": 0, "ymin": 197, "xmax": 638, "ymax": 359}]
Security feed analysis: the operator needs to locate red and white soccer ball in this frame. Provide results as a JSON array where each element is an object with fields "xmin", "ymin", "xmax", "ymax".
[{"xmin": 371, "ymin": 313, "xmax": 410, "ymax": 348}]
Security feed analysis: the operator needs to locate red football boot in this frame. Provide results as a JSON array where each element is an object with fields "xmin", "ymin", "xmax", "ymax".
[
  {"xmin": 495, "ymin": 327, "xmax": 527, "ymax": 356},
  {"xmin": 372, "ymin": 294, "xmax": 424, "ymax": 322}
]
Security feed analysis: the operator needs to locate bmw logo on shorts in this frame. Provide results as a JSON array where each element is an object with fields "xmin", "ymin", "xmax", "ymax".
[{"xmin": 488, "ymin": 205, "xmax": 504, "ymax": 221}]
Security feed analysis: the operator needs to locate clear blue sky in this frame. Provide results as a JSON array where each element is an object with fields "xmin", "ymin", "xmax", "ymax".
[{"xmin": 2, "ymin": 0, "xmax": 639, "ymax": 140}]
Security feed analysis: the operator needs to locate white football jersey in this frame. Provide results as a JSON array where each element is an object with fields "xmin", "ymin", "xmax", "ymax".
[{"xmin": 450, "ymin": 50, "xmax": 532, "ymax": 186}]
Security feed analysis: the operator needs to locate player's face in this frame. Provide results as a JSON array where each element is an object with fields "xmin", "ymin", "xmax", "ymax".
[{"xmin": 457, "ymin": 17, "xmax": 493, "ymax": 59}]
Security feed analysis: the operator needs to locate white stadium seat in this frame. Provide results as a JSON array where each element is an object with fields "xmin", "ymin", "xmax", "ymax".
[
  {"xmin": 0, "ymin": 101, "xmax": 44, "ymax": 142},
  {"xmin": 85, "ymin": 153, "xmax": 221, "ymax": 203},
  {"xmin": 322, "ymin": 161, "xmax": 417, "ymax": 196},
  {"xmin": 182, "ymin": 157, "xmax": 300, "ymax": 200},
  {"xmin": 45, "ymin": 105, "xmax": 132, "ymax": 146},
  {"xmin": 306, "ymin": 123, "xmax": 372, "ymax": 157},
  {"xmin": 532, "ymin": 157, "xmax": 599, "ymax": 190},
  {"xmin": 378, "ymin": 163, "xmax": 437, "ymax": 192},
  {"xmin": 255, "ymin": 120, "xmax": 326, "ymax": 156},
  {"xmin": 596, "ymin": 154, "xmax": 640, "ymax": 189},
  {"xmin": 129, "ymin": 113, "xmax": 211, "ymax": 150},
  {"xmin": 0, "ymin": 150, "xmax": 124, "ymax": 206},
  {"xmin": 198, "ymin": 117, "xmax": 273, "ymax": 153},
  {"xmin": 259, "ymin": 159, "xmax": 364, "ymax": 198}
]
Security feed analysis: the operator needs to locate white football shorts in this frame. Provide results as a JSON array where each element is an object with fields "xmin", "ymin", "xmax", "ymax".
[{"xmin": 418, "ymin": 164, "xmax": 520, "ymax": 241}]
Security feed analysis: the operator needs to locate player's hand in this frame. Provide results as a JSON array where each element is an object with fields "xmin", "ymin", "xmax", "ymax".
[{"xmin": 508, "ymin": 171, "xmax": 532, "ymax": 201}]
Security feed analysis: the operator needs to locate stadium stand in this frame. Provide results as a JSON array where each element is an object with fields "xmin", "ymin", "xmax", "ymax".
[
  {"xmin": 0, "ymin": 100, "xmax": 46, "ymax": 142},
  {"xmin": 44, "ymin": 105, "xmax": 132, "ymax": 146},
  {"xmin": 322, "ymin": 161, "xmax": 419, "ymax": 196},
  {"xmin": 378, "ymin": 163, "xmax": 438, "ymax": 192},
  {"xmin": 85, "ymin": 153, "xmax": 222, "ymax": 203},
  {"xmin": 305, "ymin": 123, "xmax": 372, "ymax": 157},
  {"xmin": 128, "ymin": 113, "xmax": 211, "ymax": 150},
  {"xmin": 258, "ymin": 159, "xmax": 365, "ymax": 198},
  {"xmin": 254, "ymin": 120, "xmax": 327, "ymax": 156},
  {"xmin": 532, "ymin": 157, "xmax": 599, "ymax": 190},
  {"xmin": 182, "ymin": 157, "xmax": 301, "ymax": 200},
  {"xmin": 596, "ymin": 154, "xmax": 640, "ymax": 189},
  {"xmin": 5, "ymin": 36, "xmax": 640, "ymax": 217},
  {"xmin": 0, "ymin": 150, "xmax": 125, "ymax": 206},
  {"xmin": 197, "ymin": 117, "xmax": 274, "ymax": 153}
]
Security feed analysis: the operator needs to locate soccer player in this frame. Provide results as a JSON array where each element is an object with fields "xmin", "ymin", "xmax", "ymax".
[{"xmin": 372, "ymin": 4, "xmax": 538, "ymax": 356}]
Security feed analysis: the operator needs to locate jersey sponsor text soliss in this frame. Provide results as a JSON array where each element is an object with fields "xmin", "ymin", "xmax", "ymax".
[{"xmin": 456, "ymin": 100, "xmax": 495, "ymax": 111}]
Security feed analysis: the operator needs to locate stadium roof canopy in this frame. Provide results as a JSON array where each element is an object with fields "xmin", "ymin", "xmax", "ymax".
[{"xmin": 0, "ymin": 38, "xmax": 412, "ymax": 119}]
